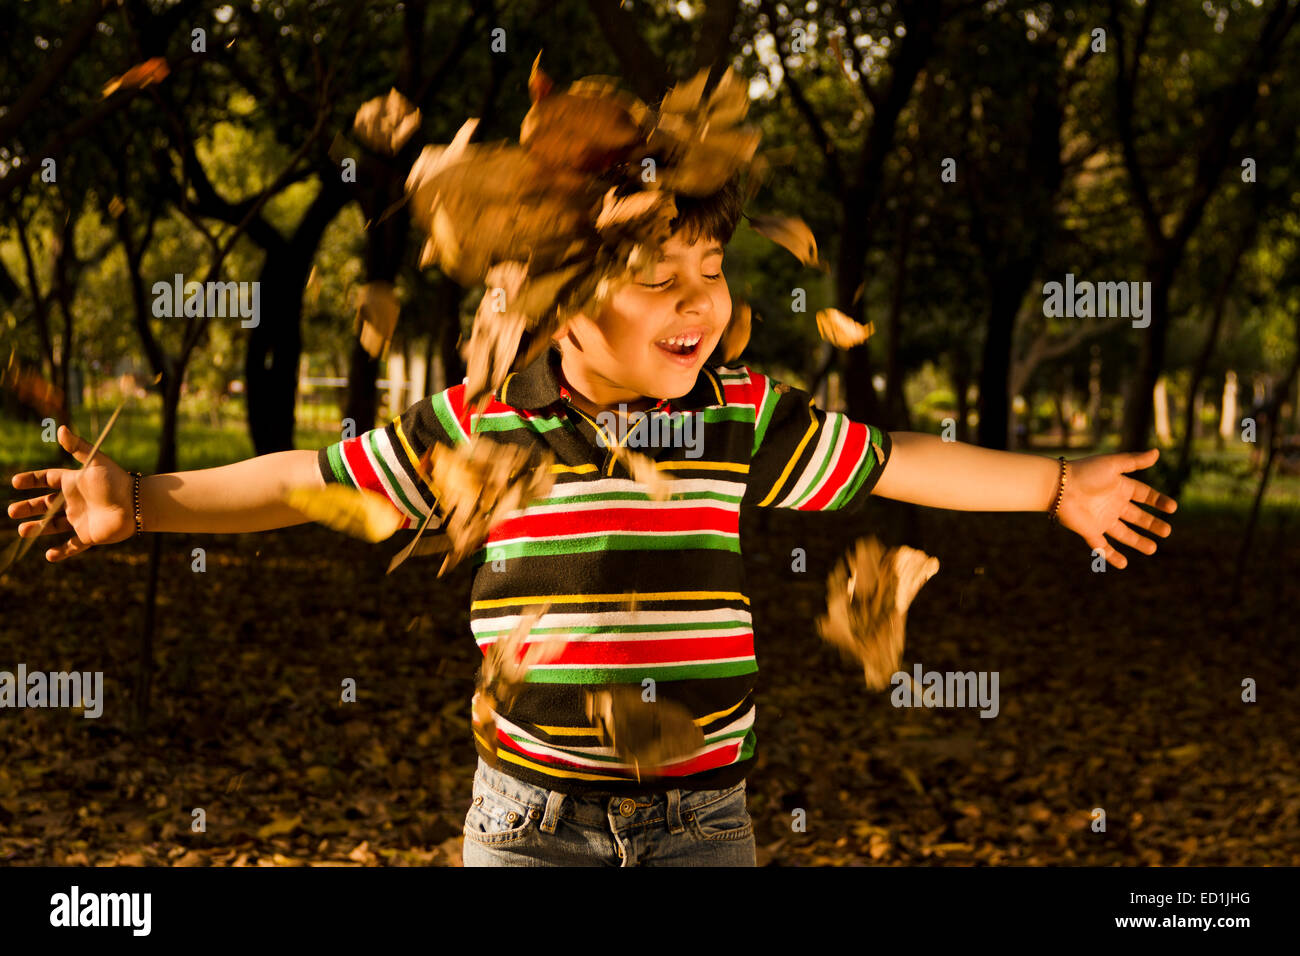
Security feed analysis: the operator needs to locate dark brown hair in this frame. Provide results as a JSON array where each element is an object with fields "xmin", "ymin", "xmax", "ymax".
[{"xmin": 667, "ymin": 175, "xmax": 745, "ymax": 245}]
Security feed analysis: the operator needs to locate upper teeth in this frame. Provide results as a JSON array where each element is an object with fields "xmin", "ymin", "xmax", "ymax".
[{"xmin": 660, "ymin": 333, "xmax": 701, "ymax": 347}]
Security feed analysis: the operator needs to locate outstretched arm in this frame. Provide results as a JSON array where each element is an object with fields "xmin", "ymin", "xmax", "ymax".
[
  {"xmin": 8, "ymin": 425, "xmax": 324, "ymax": 561},
  {"xmin": 872, "ymin": 432, "xmax": 1177, "ymax": 569}
]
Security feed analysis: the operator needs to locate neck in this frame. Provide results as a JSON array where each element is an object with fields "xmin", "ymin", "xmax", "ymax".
[{"xmin": 554, "ymin": 350, "xmax": 656, "ymax": 418}]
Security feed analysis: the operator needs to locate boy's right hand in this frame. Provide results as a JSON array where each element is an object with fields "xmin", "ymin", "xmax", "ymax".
[{"xmin": 7, "ymin": 425, "xmax": 136, "ymax": 562}]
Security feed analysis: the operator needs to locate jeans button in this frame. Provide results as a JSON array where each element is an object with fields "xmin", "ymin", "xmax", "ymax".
[
  {"xmin": 618, "ymin": 798, "xmax": 636, "ymax": 817},
  {"xmin": 506, "ymin": 811, "xmax": 518, "ymax": 824},
  {"xmin": 529, "ymin": 808, "xmax": 540, "ymax": 820},
  {"xmin": 473, "ymin": 796, "xmax": 483, "ymax": 806}
]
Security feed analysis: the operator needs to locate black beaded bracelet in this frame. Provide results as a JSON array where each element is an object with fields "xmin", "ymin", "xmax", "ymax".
[
  {"xmin": 130, "ymin": 471, "xmax": 144, "ymax": 535},
  {"xmin": 1047, "ymin": 456, "xmax": 1067, "ymax": 523}
]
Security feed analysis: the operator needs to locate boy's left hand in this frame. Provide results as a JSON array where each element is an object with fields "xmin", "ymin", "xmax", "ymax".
[{"xmin": 1056, "ymin": 448, "xmax": 1177, "ymax": 569}]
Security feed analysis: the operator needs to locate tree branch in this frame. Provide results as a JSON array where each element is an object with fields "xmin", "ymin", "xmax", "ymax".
[{"xmin": 759, "ymin": 0, "xmax": 845, "ymax": 185}]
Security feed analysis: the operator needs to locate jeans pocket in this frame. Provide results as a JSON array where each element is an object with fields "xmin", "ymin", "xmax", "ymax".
[
  {"xmin": 463, "ymin": 778, "xmax": 540, "ymax": 847},
  {"xmin": 684, "ymin": 783, "xmax": 753, "ymax": 843}
]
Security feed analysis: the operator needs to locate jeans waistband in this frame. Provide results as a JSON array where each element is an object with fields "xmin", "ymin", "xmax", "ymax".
[{"xmin": 473, "ymin": 757, "xmax": 746, "ymax": 834}]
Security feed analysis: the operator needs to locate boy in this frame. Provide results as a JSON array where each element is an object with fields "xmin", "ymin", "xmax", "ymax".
[{"xmin": 6, "ymin": 181, "xmax": 1177, "ymax": 869}]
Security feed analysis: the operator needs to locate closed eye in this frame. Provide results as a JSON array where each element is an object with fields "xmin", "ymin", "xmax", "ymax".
[{"xmin": 640, "ymin": 274, "xmax": 723, "ymax": 290}]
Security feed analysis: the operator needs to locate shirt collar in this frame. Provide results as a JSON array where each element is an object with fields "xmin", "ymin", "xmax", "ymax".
[{"xmin": 495, "ymin": 347, "xmax": 726, "ymax": 412}]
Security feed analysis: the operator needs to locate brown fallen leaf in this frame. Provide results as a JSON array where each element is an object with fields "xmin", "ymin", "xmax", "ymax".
[
  {"xmin": 416, "ymin": 434, "xmax": 556, "ymax": 574},
  {"xmin": 528, "ymin": 51, "xmax": 554, "ymax": 103},
  {"xmin": 816, "ymin": 308, "xmax": 876, "ymax": 350},
  {"xmin": 519, "ymin": 75, "xmax": 649, "ymax": 173},
  {"xmin": 609, "ymin": 444, "xmax": 674, "ymax": 501},
  {"xmin": 716, "ymin": 300, "xmax": 751, "ymax": 363},
  {"xmin": 585, "ymin": 685, "xmax": 705, "ymax": 782},
  {"xmin": 256, "ymin": 814, "xmax": 303, "ymax": 840},
  {"xmin": 747, "ymin": 214, "xmax": 821, "ymax": 268},
  {"xmin": 352, "ymin": 88, "xmax": 421, "ymax": 156},
  {"xmin": 400, "ymin": 63, "xmax": 803, "ymax": 396},
  {"xmin": 354, "ymin": 281, "xmax": 400, "ymax": 359},
  {"xmin": 2, "ymin": 349, "xmax": 66, "ymax": 420},
  {"xmin": 815, "ymin": 536, "xmax": 939, "ymax": 691},
  {"xmin": 473, "ymin": 605, "xmax": 566, "ymax": 764},
  {"xmin": 385, "ymin": 508, "xmax": 445, "ymax": 574},
  {"xmin": 102, "ymin": 57, "xmax": 169, "ymax": 98},
  {"xmin": 283, "ymin": 485, "xmax": 405, "ymax": 543}
]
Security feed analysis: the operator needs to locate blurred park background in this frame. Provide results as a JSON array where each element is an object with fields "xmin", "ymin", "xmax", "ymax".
[{"xmin": 1, "ymin": 0, "xmax": 1297, "ymax": 866}]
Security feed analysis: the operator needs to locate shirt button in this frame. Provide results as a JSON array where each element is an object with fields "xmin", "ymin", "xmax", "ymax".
[{"xmin": 618, "ymin": 798, "xmax": 636, "ymax": 817}]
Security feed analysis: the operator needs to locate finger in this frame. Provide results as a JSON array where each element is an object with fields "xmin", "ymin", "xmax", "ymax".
[
  {"xmin": 7, "ymin": 492, "xmax": 60, "ymax": 521},
  {"xmin": 45, "ymin": 535, "xmax": 92, "ymax": 562},
  {"xmin": 58, "ymin": 425, "xmax": 96, "ymax": 466},
  {"xmin": 1085, "ymin": 534, "xmax": 1127, "ymax": 570},
  {"xmin": 1128, "ymin": 479, "xmax": 1177, "ymax": 514},
  {"xmin": 19, "ymin": 513, "xmax": 72, "ymax": 538},
  {"xmin": 1122, "ymin": 501, "xmax": 1171, "ymax": 537},
  {"xmin": 1123, "ymin": 447, "xmax": 1160, "ymax": 472},
  {"xmin": 1107, "ymin": 519, "xmax": 1157, "ymax": 556},
  {"xmin": 11, "ymin": 468, "xmax": 65, "ymax": 492}
]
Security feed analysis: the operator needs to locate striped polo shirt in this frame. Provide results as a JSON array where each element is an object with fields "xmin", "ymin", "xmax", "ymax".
[{"xmin": 317, "ymin": 346, "xmax": 892, "ymax": 796}]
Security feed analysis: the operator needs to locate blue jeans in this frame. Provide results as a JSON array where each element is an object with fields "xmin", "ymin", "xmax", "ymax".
[{"xmin": 462, "ymin": 757, "xmax": 757, "ymax": 867}]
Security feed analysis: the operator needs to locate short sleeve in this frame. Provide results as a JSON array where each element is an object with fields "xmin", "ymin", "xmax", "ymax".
[
  {"xmin": 740, "ymin": 369, "xmax": 892, "ymax": 512},
  {"xmin": 317, "ymin": 386, "xmax": 466, "ymax": 529}
]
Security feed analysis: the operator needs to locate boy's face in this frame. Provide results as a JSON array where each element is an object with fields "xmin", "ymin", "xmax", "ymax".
[{"xmin": 553, "ymin": 230, "xmax": 731, "ymax": 411}]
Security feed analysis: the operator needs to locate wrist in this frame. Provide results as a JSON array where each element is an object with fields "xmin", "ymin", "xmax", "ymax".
[
  {"xmin": 136, "ymin": 473, "xmax": 157, "ymax": 535},
  {"xmin": 1046, "ymin": 456, "xmax": 1067, "ymax": 521}
]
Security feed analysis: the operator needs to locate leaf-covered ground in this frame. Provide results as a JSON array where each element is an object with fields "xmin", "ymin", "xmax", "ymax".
[{"xmin": 0, "ymin": 500, "xmax": 1296, "ymax": 866}]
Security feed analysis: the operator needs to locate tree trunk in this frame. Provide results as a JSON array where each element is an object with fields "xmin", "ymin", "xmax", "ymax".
[
  {"xmin": 839, "ymin": 191, "xmax": 883, "ymax": 426},
  {"xmin": 951, "ymin": 348, "xmax": 971, "ymax": 443},
  {"xmin": 976, "ymin": 271, "xmax": 1024, "ymax": 450},
  {"xmin": 245, "ymin": 182, "xmax": 349, "ymax": 454}
]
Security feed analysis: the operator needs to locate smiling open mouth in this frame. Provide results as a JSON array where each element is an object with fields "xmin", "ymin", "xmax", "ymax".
[{"xmin": 655, "ymin": 332, "xmax": 703, "ymax": 357}]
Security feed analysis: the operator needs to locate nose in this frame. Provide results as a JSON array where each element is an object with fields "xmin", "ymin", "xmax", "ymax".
[{"xmin": 676, "ymin": 275, "xmax": 714, "ymax": 316}]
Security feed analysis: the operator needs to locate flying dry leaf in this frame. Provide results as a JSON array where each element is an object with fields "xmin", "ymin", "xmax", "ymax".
[
  {"xmin": 816, "ymin": 308, "xmax": 875, "ymax": 350},
  {"xmin": 385, "ymin": 508, "xmax": 445, "ymax": 575},
  {"xmin": 717, "ymin": 300, "xmax": 751, "ymax": 363},
  {"xmin": 747, "ymin": 214, "xmax": 820, "ymax": 267},
  {"xmin": 519, "ymin": 81, "xmax": 648, "ymax": 173},
  {"xmin": 595, "ymin": 186, "xmax": 673, "ymax": 235},
  {"xmin": 352, "ymin": 88, "xmax": 421, "ymax": 156},
  {"xmin": 102, "ymin": 57, "xmax": 169, "ymax": 98},
  {"xmin": 283, "ymin": 485, "xmax": 404, "ymax": 542},
  {"xmin": 305, "ymin": 266, "xmax": 321, "ymax": 306},
  {"xmin": 416, "ymin": 435, "xmax": 556, "ymax": 574},
  {"xmin": 473, "ymin": 605, "xmax": 565, "ymax": 763},
  {"xmin": 354, "ymin": 281, "xmax": 400, "ymax": 359},
  {"xmin": 401, "ymin": 64, "xmax": 775, "ymax": 379},
  {"xmin": 609, "ymin": 445, "xmax": 674, "ymax": 501},
  {"xmin": 528, "ymin": 51, "xmax": 554, "ymax": 103},
  {"xmin": 816, "ymin": 536, "xmax": 939, "ymax": 690},
  {"xmin": 2, "ymin": 350, "xmax": 65, "ymax": 420},
  {"xmin": 585, "ymin": 686, "xmax": 705, "ymax": 781}
]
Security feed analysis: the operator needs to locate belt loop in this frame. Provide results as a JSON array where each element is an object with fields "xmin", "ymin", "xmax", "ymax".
[
  {"xmin": 666, "ymin": 788, "xmax": 685, "ymax": 834},
  {"xmin": 540, "ymin": 789, "xmax": 565, "ymax": 834}
]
